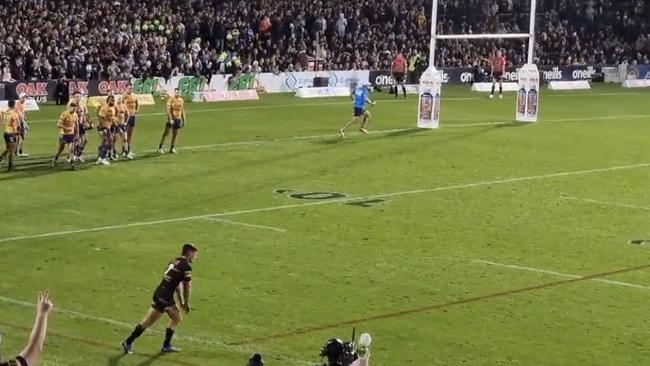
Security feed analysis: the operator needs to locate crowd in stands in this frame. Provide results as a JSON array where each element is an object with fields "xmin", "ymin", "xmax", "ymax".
[{"xmin": 0, "ymin": 0, "xmax": 648, "ymax": 81}]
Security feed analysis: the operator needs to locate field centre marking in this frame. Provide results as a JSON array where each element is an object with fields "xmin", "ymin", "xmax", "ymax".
[
  {"xmin": 0, "ymin": 295, "xmax": 311, "ymax": 365},
  {"xmin": 2, "ymin": 162, "xmax": 650, "ymax": 244},
  {"xmin": 229, "ymin": 262, "xmax": 650, "ymax": 345},
  {"xmin": 472, "ymin": 259, "xmax": 650, "ymax": 290},
  {"xmin": 561, "ymin": 196, "xmax": 650, "ymax": 212},
  {"xmin": 203, "ymin": 217, "xmax": 286, "ymax": 233}
]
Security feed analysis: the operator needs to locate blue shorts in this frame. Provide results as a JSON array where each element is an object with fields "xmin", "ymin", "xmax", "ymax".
[
  {"xmin": 60, "ymin": 134, "xmax": 76, "ymax": 144},
  {"xmin": 353, "ymin": 107, "xmax": 366, "ymax": 117},
  {"xmin": 166, "ymin": 119, "xmax": 182, "ymax": 129},
  {"xmin": 4, "ymin": 133, "xmax": 17, "ymax": 143},
  {"xmin": 127, "ymin": 116, "xmax": 136, "ymax": 127}
]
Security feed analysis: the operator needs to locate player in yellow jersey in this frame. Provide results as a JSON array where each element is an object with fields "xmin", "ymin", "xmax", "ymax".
[
  {"xmin": 1, "ymin": 100, "xmax": 20, "ymax": 171},
  {"xmin": 123, "ymin": 85, "xmax": 139, "ymax": 156},
  {"xmin": 111, "ymin": 98, "xmax": 132, "ymax": 160},
  {"xmin": 69, "ymin": 92, "xmax": 92, "ymax": 163},
  {"xmin": 157, "ymin": 88, "xmax": 186, "ymax": 154},
  {"xmin": 96, "ymin": 95, "xmax": 116, "ymax": 166},
  {"xmin": 51, "ymin": 102, "xmax": 79, "ymax": 170},
  {"xmin": 15, "ymin": 93, "xmax": 29, "ymax": 157}
]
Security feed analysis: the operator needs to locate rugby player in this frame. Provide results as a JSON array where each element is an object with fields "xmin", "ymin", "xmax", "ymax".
[
  {"xmin": 112, "ymin": 98, "xmax": 131, "ymax": 160},
  {"xmin": 51, "ymin": 102, "xmax": 79, "ymax": 170},
  {"xmin": 70, "ymin": 92, "xmax": 92, "ymax": 163},
  {"xmin": 122, "ymin": 86, "xmax": 139, "ymax": 158},
  {"xmin": 391, "ymin": 52, "xmax": 407, "ymax": 99},
  {"xmin": 96, "ymin": 96, "xmax": 116, "ymax": 166},
  {"xmin": 1, "ymin": 100, "xmax": 20, "ymax": 171},
  {"xmin": 339, "ymin": 84, "xmax": 375, "ymax": 139},
  {"xmin": 121, "ymin": 243, "xmax": 198, "ymax": 354},
  {"xmin": 489, "ymin": 50, "xmax": 506, "ymax": 99},
  {"xmin": 15, "ymin": 93, "xmax": 29, "ymax": 157},
  {"xmin": 158, "ymin": 88, "xmax": 186, "ymax": 154}
]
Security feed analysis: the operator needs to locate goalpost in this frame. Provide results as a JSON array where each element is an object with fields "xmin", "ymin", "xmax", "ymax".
[{"xmin": 417, "ymin": 0, "xmax": 540, "ymax": 128}]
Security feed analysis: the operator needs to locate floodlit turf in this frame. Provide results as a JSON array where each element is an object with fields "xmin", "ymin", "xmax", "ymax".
[{"xmin": 2, "ymin": 84, "xmax": 650, "ymax": 366}]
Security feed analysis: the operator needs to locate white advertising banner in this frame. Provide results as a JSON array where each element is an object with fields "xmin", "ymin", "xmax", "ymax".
[
  {"xmin": 256, "ymin": 71, "xmax": 370, "ymax": 93},
  {"xmin": 192, "ymin": 90, "xmax": 259, "ymax": 102},
  {"xmin": 471, "ymin": 82, "xmax": 519, "ymax": 92},
  {"xmin": 0, "ymin": 99, "xmax": 40, "ymax": 112},
  {"xmin": 295, "ymin": 87, "xmax": 351, "ymax": 98},
  {"xmin": 547, "ymin": 81, "xmax": 591, "ymax": 90},
  {"xmin": 622, "ymin": 79, "xmax": 650, "ymax": 88}
]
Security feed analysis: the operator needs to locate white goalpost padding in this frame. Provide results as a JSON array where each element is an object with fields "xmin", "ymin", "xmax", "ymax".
[{"xmin": 417, "ymin": 0, "xmax": 540, "ymax": 128}]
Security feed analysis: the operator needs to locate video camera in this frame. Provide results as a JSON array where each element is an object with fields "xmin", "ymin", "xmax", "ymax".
[{"xmin": 317, "ymin": 328, "xmax": 360, "ymax": 366}]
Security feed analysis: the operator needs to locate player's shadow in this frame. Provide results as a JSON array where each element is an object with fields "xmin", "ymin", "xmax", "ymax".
[
  {"xmin": 134, "ymin": 353, "xmax": 164, "ymax": 366},
  {"xmin": 495, "ymin": 121, "xmax": 529, "ymax": 128},
  {"xmin": 106, "ymin": 353, "xmax": 126, "ymax": 366}
]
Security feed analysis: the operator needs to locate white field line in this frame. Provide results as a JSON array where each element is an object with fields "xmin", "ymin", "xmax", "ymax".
[
  {"xmin": 136, "ymin": 113, "xmax": 650, "ymax": 153},
  {"xmin": 561, "ymin": 196, "xmax": 650, "ymax": 212},
  {"xmin": 0, "ymin": 295, "xmax": 311, "ymax": 365},
  {"xmin": 26, "ymin": 97, "xmax": 477, "ymax": 125},
  {"xmin": 472, "ymin": 259, "xmax": 650, "ymax": 290},
  {"xmin": 2, "ymin": 162, "xmax": 650, "ymax": 244},
  {"xmin": 203, "ymin": 217, "xmax": 286, "ymax": 233},
  {"xmin": 25, "ymin": 90, "xmax": 650, "ymax": 125}
]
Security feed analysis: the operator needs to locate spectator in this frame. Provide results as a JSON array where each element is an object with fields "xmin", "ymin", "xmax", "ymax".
[
  {"xmin": 0, "ymin": 291, "xmax": 53, "ymax": 366},
  {"xmin": 0, "ymin": 0, "xmax": 647, "ymax": 80}
]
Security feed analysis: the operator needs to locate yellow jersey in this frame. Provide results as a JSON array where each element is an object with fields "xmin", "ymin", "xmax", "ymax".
[
  {"xmin": 98, "ymin": 104, "xmax": 116, "ymax": 128},
  {"xmin": 123, "ymin": 93, "xmax": 138, "ymax": 115},
  {"xmin": 167, "ymin": 96, "xmax": 184, "ymax": 120},
  {"xmin": 57, "ymin": 110, "xmax": 78, "ymax": 135},
  {"xmin": 3, "ymin": 111, "xmax": 19, "ymax": 134},
  {"xmin": 115, "ymin": 104, "xmax": 128, "ymax": 124}
]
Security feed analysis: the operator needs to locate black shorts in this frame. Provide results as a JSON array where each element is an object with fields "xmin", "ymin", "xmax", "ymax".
[
  {"xmin": 4, "ymin": 133, "xmax": 17, "ymax": 144},
  {"xmin": 18, "ymin": 122, "xmax": 27, "ymax": 137},
  {"xmin": 166, "ymin": 119, "xmax": 182, "ymax": 130},
  {"xmin": 393, "ymin": 72, "xmax": 405, "ymax": 83},
  {"xmin": 353, "ymin": 107, "xmax": 366, "ymax": 117},
  {"xmin": 492, "ymin": 71, "xmax": 503, "ymax": 81},
  {"xmin": 127, "ymin": 116, "xmax": 136, "ymax": 127},
  {"xmin": 0, "ymin": 355, "xmax": 28, "ymax": 366},
  {"xmin": 151, "ymin": 293, "xmax": 176, "ymax": 313},
  {"xmin": 59, "ymin": 134, "xmax": 76, "ymax": 144}
]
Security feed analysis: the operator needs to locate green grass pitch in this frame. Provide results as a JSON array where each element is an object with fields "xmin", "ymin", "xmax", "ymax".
[{"xmin": 2, "ymin": 84, "xmax": 650, "ymax": 366}]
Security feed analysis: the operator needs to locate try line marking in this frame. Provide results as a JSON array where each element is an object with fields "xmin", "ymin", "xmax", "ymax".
[
  {"xmin": 203, "ymin": 217, "xmax": 286, "ymax": 233},
  {"xmin": 0, "ymin": 295, "xmax": 311, "ymax": 365},
  {"xmin": 2, "ymin": 162, "xmax": 650, "ymax": 244},
  {"xmin": 472, "ymin": 259, "xmax": 650, "ymax": 290},
  {"xmin": 561, "ymin": 196, "xmax": 650, "ymax": 212}
]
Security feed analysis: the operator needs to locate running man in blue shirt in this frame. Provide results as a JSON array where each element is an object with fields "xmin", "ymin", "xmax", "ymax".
[{"xmin": 339, "ymin": 84, "xmax": 375, "ymax": 139}]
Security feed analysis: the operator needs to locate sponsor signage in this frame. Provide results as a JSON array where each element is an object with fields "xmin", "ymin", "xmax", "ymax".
[
  {"xmin": 370, "ymin": 65, "xmax": 601, "ymax": 86},
  {"xmin": 295, "ymin": 87, "xmax": 351, "ymax": 98},
  {"xmin": 192, "ymin": 90, "xmax": 259, "ymax": 102}
]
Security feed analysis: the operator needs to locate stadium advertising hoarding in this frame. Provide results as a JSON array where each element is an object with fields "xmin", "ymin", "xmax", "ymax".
[
  {"xmin": 370, "ymin": 65, "xmax": 601, "ymax": 86},
  {"xmin": 0, "ymin": 78, "xmax": 134, "ymax": 102},
  {"xmin": 192, "ymin": 90, "xmax": 259, "ymax": 102}
]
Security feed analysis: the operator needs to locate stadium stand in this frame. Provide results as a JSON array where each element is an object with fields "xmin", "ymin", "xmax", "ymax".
[{"xmin": 0, "ymin": 0, "xmax": 648, "ymax": 81}]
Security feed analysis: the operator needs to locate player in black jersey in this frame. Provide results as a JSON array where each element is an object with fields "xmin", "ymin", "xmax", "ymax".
[{"xmin": 121, "ymin": 243, "xmax": 198, "ymax": 354}]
